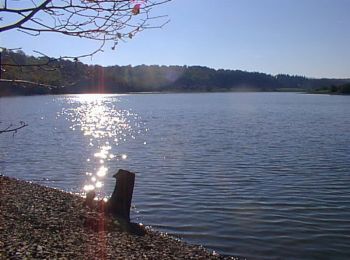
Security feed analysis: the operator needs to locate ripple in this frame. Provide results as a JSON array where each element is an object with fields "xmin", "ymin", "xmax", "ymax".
[{"xmin": 1, "ymin": 93, "xmax": 350, "ymax": 259}]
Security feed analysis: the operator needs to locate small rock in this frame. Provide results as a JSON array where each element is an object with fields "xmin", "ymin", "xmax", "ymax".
[{"xmin": 37, "ymin": 245, "xmax": 43, "ymax": 254}]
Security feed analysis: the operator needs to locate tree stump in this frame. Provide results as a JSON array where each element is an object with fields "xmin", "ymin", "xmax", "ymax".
[{"xmin": 107, "ymin": 169, "xmax": 135, "ymax": 222}]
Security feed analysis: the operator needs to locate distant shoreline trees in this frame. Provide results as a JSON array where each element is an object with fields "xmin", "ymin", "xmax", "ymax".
[
  {"xmin": 1, "ymin": 50, "xmax": 350, "ymax": 96},
  {"xmin": 312, "ymin": 84, "xmax": 350, "ymax": 95}
]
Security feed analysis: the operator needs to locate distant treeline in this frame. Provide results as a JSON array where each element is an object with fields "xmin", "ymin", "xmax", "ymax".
[
  {"xmin": 1, "ymin": 50, "xmax": 350, "ymax": 96},
  {"xmin": 311, "ymin": 84, "xmax": 350, "ymax": 95}
]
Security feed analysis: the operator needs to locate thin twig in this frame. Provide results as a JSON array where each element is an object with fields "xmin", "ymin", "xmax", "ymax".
[{"xmin": 0, "ymin": 122, "xmax": 28, "ymax": 134}]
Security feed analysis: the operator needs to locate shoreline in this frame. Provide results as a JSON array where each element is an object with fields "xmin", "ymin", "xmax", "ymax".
[
  {"xmin": 0, "ymin": 90, "xmax": 306, "ymax": 98},
  {"xmin": 0, "ymin": 175, "xmax": 238, "ymax": 259}
]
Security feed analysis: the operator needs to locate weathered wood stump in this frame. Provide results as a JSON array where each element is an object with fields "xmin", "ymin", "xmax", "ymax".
[{"xmin": 106, "ymin": 169, "xmax": 135, "ymax": 222}]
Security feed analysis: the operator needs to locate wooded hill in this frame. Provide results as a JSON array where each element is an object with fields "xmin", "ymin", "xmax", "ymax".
[{"xmin": 1, "ymin": 50, "xmax": 349, "ymax": 96}]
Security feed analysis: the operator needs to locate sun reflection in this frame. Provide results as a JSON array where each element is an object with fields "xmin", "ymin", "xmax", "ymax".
[
  {"xmin": 94, "ymin": 145, "xmax": 112, "ymax": 159},
  {"xmin": 61, "ymin": 94, "xmax": 147, "ymax": 196},
  {"xmin": 95, "ymin": 181, "xmax": 103, "ymax": 188},
  {"xmin": 83, "ymin": 184, "xmax": 95, "ymax": 192},
  {"xmin": 97, "ymin": 166, "xmax": 108, "ymax": 177}
]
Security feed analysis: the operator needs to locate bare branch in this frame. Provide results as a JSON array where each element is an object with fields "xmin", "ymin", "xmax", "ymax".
[
  {"xmin": 0, "ymin": 0, "xmax": 52, "ymax": 32},
  {"xmin": 0, "ymin": 121, "xmax": 28, "ymax": 134},
  {"xmin": 0, "ymin": 0, "xmax": 171, "ymax": 61},
  {"xmin": 0, "ymin": 79, "xmax": 59, "ymax": 89},
  {"xmin": 0, "ymin": 0, "xmax": 171, "ymax": 80}
]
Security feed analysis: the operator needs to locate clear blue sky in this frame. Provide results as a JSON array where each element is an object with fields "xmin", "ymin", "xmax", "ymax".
[{"xmin": 2, "ymin": 0, "xmax": 350, "ymax": 78}]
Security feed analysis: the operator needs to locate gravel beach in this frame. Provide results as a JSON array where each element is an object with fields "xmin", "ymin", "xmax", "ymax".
[{"xmin": 0, "ymin": 176, "xmax": 238, "ymax": 259}]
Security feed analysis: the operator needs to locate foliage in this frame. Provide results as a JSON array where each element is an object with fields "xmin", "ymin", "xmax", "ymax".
[
  {"xmin": 338, "ymin": 84, "xmax": 350, "ymax": 94},
  {"xmin": 1, "ymin": 50, "xmax": 350, "ymax": 96},
  {"xmin": 312, "ymin": 83, "xmax": 350, "ymax": 95}
]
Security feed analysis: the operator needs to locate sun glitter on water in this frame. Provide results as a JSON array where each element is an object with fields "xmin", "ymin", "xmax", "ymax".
[{"xmin": 61, "ymin": 94, "xmax": 147, "ymax": 195}]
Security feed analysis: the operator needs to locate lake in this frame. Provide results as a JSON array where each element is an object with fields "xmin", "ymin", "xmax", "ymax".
[{"xmin": 1, "ymin": 92, "xmax": 350, "ymax": 259}]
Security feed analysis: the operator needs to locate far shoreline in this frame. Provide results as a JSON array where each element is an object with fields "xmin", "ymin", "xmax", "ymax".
[
  {"xmin": 2, "ymin": 87, "xmax": 350, "ymax": 98},
  {"xmin": 0, "ymin": 89, "xmax": 307, "ymax": 98}
]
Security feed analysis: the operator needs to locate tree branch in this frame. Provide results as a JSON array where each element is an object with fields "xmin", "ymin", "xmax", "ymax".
[
  {"xmin": 0, "ymin": 122, "xmax": 28, "ymax": 134},
  {"xmin": 0, "ymin": 79, "xmax": 59, "ymax": 89},
  {"xmin": 0, "ymin": 0, "xmax": 171, "ymax": 67},
  {"xmin": 0, "ymin": 0, "xmax": 52, "ymax": 32}
]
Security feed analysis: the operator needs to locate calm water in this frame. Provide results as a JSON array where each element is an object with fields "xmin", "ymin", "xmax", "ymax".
[{"xmin": 1, "ymin": 93, "xmax": 350, "ymax": 259}]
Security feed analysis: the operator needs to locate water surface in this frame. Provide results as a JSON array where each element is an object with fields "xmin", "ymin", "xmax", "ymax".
[{"xmin": 1, "ymin": 93, "xmax": 350, "ymax": 259}]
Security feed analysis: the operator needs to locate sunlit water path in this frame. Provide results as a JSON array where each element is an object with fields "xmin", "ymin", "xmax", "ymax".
[{"xmin": 1, "ymin": 93, "xmax": 350, "ymax": 259}]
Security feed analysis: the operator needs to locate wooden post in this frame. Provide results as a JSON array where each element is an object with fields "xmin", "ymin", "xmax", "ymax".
[{"xmin": 107, "ymin": 169, "xmax": 135, "ymax": 222}]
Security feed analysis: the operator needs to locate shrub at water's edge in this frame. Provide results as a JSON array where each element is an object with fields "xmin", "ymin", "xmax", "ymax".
[{"xmin": 310, "ymin": 83, "xmax": 350, "ymax": 95}]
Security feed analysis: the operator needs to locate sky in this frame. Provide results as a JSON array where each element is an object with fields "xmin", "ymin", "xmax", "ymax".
[{"xmin": 1, "ymin": 0, "xmax": 350, "ymax": 78}]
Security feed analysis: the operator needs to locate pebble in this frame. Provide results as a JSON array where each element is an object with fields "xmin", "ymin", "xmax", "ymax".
[{"xmin": 0, "ymin": 176, "xmax": 240, "ymax": 259}]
